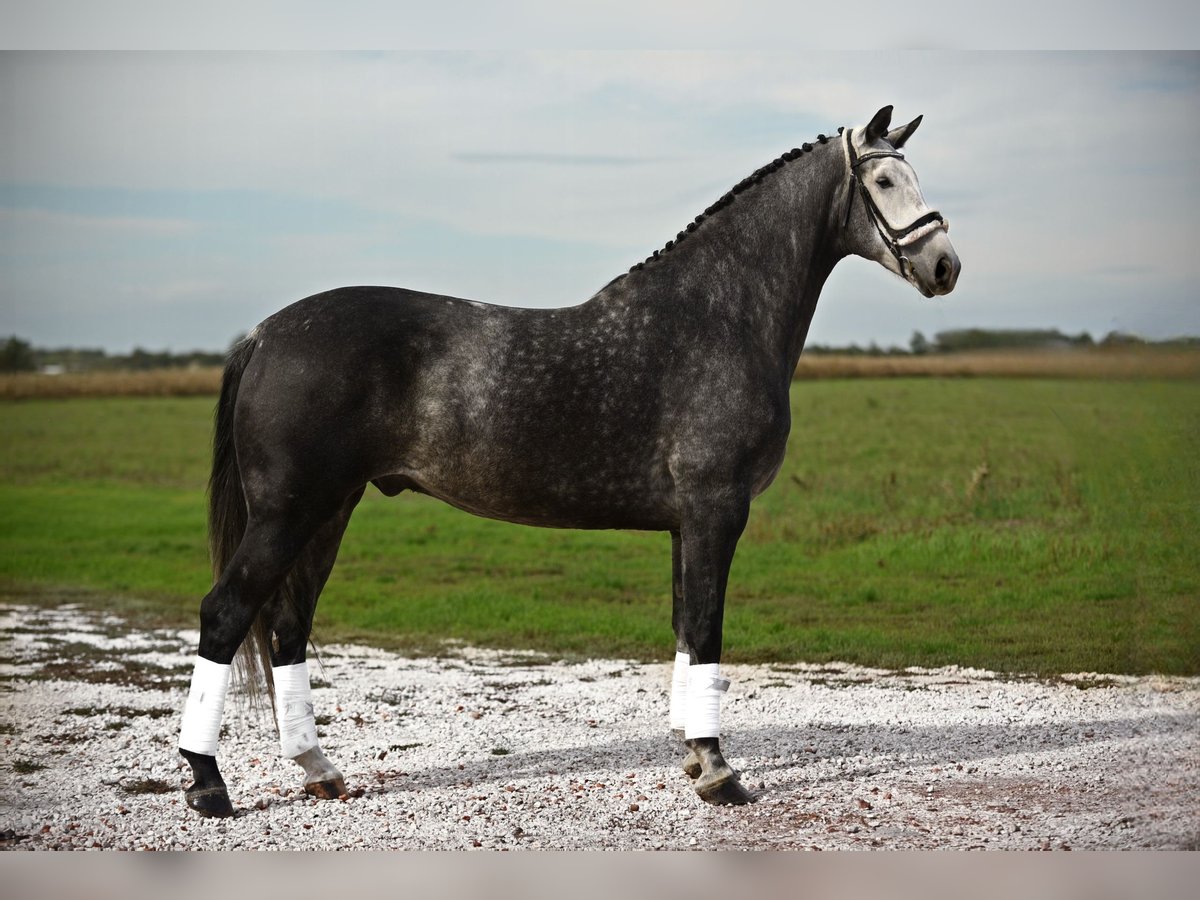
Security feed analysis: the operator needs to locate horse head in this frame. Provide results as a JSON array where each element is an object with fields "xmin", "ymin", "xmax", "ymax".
[{"xmin": 842, "ymin": 105, "xmax": 961, "ymax": 298}]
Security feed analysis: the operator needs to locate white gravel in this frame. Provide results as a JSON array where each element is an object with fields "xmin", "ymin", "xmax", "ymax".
[{"xmin": 1, "ymin": 602, "xmax": 1197, "ymax": 851}]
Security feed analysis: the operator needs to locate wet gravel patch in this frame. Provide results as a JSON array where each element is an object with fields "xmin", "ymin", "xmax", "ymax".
[{"xmin": 1, "ymin": 602, "xmax": 1197, "ymax": 850}]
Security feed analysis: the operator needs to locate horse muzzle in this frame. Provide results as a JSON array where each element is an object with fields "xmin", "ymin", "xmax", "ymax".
[
  {"xmin": 902, "ymin": 230, "xmax": 960, "ymax": 298},
  {"xmin": 929, "ymin": 248, "xmax": 960, "ymax": 295}
]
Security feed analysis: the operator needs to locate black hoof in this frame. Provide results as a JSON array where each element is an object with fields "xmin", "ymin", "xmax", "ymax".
[
  {"xmin": 181, "ymin": 750, "xmax": 234, "ymax": 817},
  {"xmin": 304, "ymin": 777, "xmax": 348, "ymax": 800},
  {"xmin": 695, "ymin": 772, "xmax": 756, "ymax": 806},
  {"xmin": 185, "ymin": 785, "xmax": 235, "ymax": 817}
]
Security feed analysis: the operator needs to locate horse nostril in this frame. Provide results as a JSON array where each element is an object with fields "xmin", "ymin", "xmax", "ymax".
[{"xmin": 935, "ymin": 255, "xmax": 952, "ymax": 286}]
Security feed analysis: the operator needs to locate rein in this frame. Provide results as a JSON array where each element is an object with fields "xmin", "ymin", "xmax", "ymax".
[{"xmin": 842, "ymin": 128, "xmax": 948, "ymax": 280}]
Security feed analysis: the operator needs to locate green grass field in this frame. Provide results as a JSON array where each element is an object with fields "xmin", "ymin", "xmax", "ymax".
[{"xmin": 2, "ymin": 379, "xmax": 1197, "ymax": 674}]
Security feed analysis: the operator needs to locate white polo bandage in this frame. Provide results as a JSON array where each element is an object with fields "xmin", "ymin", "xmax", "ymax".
[
  {"xmin": 685, "ymin": 663, "xmax": 730, "ymax": 740},
  {"xmin": 273, "ymin": 662, "xmax": 319, "ymax": 759},
  {"xmin": 179, "ymin": 656, "xmax": 231, "ymax": 756},
  {"xmin": 669, "ymin": 651, "xmax": 690, "ymax": 730}
]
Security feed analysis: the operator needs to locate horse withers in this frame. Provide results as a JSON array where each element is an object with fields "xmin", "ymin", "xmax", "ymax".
[{"xmin": 178, "ymin": 105, "xmax": 960, "ymax": 816}]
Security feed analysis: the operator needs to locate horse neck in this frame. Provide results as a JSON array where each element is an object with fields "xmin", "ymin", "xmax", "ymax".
[{"xmin": 617, "ymin": 141, "xmax": 849, "ymax": 382}]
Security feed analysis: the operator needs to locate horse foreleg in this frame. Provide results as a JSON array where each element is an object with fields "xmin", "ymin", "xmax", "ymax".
[
  {"xmin": 673, "ymin": 495, "xmax": 755, "ymax": 806},
  {"xmin": 668, "ymin": 531, "xmax": 704, "ymax": 778}
]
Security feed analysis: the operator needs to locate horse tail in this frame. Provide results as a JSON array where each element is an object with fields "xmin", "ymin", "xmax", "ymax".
[
  {"xmin": 208, "ymin": 335, "xmax": 254, "ymax": 595},
  {"xmin": 206, "ymin": 334, "xmax": 274, "ymax": 712}
]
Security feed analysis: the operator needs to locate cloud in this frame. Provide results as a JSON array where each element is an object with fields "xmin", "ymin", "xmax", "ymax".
[
  {"xmin": 0, "ymin": 206, "xmax": 196, "ymax": 237},
  {"xmin": 452, "ymin": 152, "xmax": 673, "ymax": 166}
]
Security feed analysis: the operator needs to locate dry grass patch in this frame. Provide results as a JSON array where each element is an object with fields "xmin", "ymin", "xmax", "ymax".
[
  {"xmin": 2, "ymin": 348, "xmax": 1197, "ymax": 400},
  {"xmin": 793, "ymin": 349, "xmax": 1200, "ymax": 380},
  {"xmin": 0, "ymin": 368, "xmax": 222, "ymax": 400}
]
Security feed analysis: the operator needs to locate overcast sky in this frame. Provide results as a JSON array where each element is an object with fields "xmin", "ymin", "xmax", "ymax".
[{"xmin": 2, "ymin": 49, "xmax": 1198, "ymax": 352}]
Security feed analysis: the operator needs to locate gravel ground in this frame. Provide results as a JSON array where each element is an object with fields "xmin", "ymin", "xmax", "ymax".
[{"xmin": 1, "ymin": 602, "xmax": 1197, "ymax": 851}]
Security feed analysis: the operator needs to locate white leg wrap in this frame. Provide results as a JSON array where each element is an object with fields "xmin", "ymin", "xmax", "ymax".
[
  {"xmin": 669, "ymin": 651, "xmax": 690, "ymax": 731},
  {"xmin": 685, "ymin": 663, "xmax": 730, "ymax": 740},
  {"xmin": 273, "ymin": 662, "xmax": 319, "ymax": 759},
  {"xmin": 179, "ymin": 656, "xmax": 231, "ymax": 756}
]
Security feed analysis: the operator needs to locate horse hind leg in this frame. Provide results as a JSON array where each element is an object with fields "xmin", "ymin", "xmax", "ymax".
[
  {"xmin": 179, "ymin": 493, "xmax": 358, "ymax": 816},
  {"xmin": 181, "ymin": 515, "xmax": 317, "ymax": 816},
  {"xmin": 269, "ymin": 654, "xmax": 346, "ymax": 800},
  {"xmin": 263, "ymin": 489, "xmax": 363, "ymax": 801}
]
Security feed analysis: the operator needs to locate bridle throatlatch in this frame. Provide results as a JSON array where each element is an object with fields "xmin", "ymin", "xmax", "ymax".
[{"xmin": 842, "ymin": 127, "xmax": 949, "ymax": 281}]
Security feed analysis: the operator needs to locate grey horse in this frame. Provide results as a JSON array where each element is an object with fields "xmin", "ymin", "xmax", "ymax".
[{"xmin": 177, "ymin": 105, "xmax": 960, "ymax": 816}]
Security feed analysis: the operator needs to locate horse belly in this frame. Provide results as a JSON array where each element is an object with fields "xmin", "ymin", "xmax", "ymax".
[{"xmin": 398, "ymin": 421, "xmax": 675, "ymax": 531}]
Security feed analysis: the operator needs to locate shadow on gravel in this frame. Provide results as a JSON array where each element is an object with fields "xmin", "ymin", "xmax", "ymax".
[{"xmin": 351, "ymin": 712, "xmax": 1194, "ymax": 798}]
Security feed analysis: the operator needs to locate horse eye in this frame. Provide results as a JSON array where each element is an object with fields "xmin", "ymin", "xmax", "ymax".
[{"xmin": 875, "ymin": 176, "xmax": 893, "ymax": 189}]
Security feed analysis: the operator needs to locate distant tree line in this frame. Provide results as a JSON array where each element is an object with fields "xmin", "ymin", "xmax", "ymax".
[
  {"xmin": 1, "ymin": 336, "xmax": 228, "ymax": 374},
  {"xmin": 805, "ymin": 329, "xmax": 1199, "ymax": 357},
  {"xmin": 4, "ymin": 328, "xmax": 1198, "ymax": 374}
]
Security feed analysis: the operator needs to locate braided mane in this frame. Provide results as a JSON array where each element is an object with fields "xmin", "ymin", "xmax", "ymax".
[{"xmin": 624, "ymin": 127, "xmax": 846, "ymax": 276}]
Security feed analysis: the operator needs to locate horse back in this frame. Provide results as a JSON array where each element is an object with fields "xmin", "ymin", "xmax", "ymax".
[{"xmin": 238, "ymin": 286, "xmax": 693, "ymax": 529}]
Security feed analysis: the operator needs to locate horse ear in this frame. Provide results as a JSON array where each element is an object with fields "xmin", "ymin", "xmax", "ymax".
[
  {"xmin": 864, "ymin": 105, "xmax": 894, "ymax": 143},
  {"xmin": 887, "ymin": 115, "xmax": 922, "ymax": 149}
]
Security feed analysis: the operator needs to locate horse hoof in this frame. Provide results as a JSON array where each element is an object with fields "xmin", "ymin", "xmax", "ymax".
[
  {"xmin": 185, "ymin": 785, "xmax": 234, "ymax": 817},
  {"xmin": 695, "ymin": 772, "xmax": 756, "ymax": 806},
  {"xmin": 681, "ymin": 749, "xmax": 702, "ymax": 779},
  {"xmin": 304, "ymin": 777, "xmax": 348, "ymax": 800}
]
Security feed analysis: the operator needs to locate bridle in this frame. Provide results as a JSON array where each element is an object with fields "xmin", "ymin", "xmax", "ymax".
[{"xmin": 842, "ymin": 127, "xmax": 948, "ymax": 281}]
